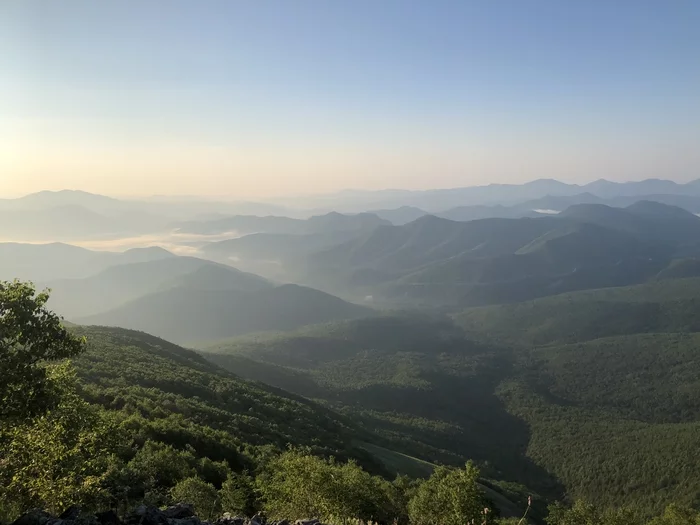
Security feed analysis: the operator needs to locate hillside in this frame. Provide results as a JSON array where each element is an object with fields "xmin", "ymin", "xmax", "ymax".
[
  {"xmin": 77, "ymin": 284, "xmax": 374, "ymax": 345},
  {"xmin": 369, "ymin": 206, "xmax": 428, "ymax": 225},
  {"xmin": 71, "ymin": 325, "xmax": 378, "ymax": 465},
  {"xmin": 437, "ymin": 204, "xmax": 538, "ymax": 222},
  {"xmin": 3, "ymin": 283, "xmax": 532, "ymax": 522},
  {"xmin": 498, "ymin": 334, "xmax": 700, "ymax": 511},
  {"xmin": 201, "ymin": 314, "xmax": 564, "ymax": 499},
  {"xmin": 200, "ymin": 230, "xmax": 363, "ymax": 280},
  {"xmin": 311, "ymin": 215, "xmax": 562, "ymax": 274},
  {"xmin": 386, "ymin": 222, "xmax": 668, "ymax": 305},
  {"xmin": 305, "ymin": 207, "xmax": 691, "ymax": 306},
  {"xmin": 45, "ymin": 257, "xmax": 270, "ymax": 319},
  {"xmin": 560, "ymin": 201, "xmax": 700, "ymax": 244},
  {"xmin": 200, "ymin": 303, "xmax": 700, "ymax": 513},
  {"xmin": 455, "ymin": 277, "xmax": 700, "ymax": 346},
  {"xmin": 656, "ymin": 258, "xmax": 700, "ymax": 280},
  {"xmin": 0, "ymin": 242, "xmax": 175, "ymax": 282},
  {"xmin": 519, "ymin": 192, "xmax": 700, "ymax": 214}
]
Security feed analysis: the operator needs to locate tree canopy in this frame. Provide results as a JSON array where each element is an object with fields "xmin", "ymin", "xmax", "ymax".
[{"xmin": 0, "ymin": 280, "xmax": 85, "ymax": 420}]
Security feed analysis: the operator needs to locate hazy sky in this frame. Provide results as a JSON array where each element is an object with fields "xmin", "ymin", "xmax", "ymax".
[{"xmin": 1, "ymin": 0, "xmax": 699, "ymax": 198}]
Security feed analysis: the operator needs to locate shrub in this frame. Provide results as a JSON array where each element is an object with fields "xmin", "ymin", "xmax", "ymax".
[
  {"xmin": 407, "ymin": 462, "xmax": 494, "ymax": 525},
  {"xmin": 171, "ymin": 477, "xmax": 220, "ymax": 520}
]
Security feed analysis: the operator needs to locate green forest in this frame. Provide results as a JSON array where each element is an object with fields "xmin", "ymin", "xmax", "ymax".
[{"xmin": 3, "ymin": 279, "xmax": 700, "ymax": 525}]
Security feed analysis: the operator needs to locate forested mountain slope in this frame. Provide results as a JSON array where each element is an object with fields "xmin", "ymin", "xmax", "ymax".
[
  {"xmin": 302, "ymin": 202, "xmax": 700, "ymax": 306},
  {"xmin": 71, "ymin": 325, "xmax": 384, "ymax": 471},
  {"xmin": 455, "ymin": 277, "xmax": 700, "ymax": 346},
  {"xmin": 201, "ymin": 298, "xmax": 700, "ymax": 513},
  {"xmin": 77, "ymin": 284, "xmax": 373, "ymax": 345},
  {"xmin": 0, "ymin": 242, "xmax": 174, "ymax": 282},
  {"xmin": 46, "ymin": 257, "xmax": 270, "ymax": 319}
]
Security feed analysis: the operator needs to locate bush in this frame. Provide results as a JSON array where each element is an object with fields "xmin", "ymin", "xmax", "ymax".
[
  {"xmin": 546, "ymin": 500, "xmax": 644, "ymax": 525},
  {"xmin": 126, "ymin": 441, "xmax": 196, "ymax": 492},
  {"xmin": 219, "ymin": 472, "xmax": 256, "ymax": 516},
  {"xmin": 407, "ymin": 462, "xmax": 494, "ymax": 525},
  {"xmin": 171, "ymin": 477, "xmax": 220, "ymax": 520},
  {"xmin": 258, "ymin": 448, "xmax": 397, "ymax": 522},
  {"xmin": 0, "ymin": 364, "xmax": 120, "ymax": 517}
]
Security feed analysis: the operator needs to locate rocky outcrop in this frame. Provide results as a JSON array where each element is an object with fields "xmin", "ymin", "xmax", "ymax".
[{"xmin": 10, "ymin": 506, "xmax": 321, "ymax": 525}]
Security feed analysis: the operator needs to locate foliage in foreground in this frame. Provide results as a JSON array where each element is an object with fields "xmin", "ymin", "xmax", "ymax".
[
  {"xmin": 408, "ymin": 462, "xmax": 494, "ymax": 525},
  {"xmin": 0, "ymin": 280, "xmax": 113, "ymax": 517},
  {"xmin": 0, "ymin": 279, "xmax": 85, "ymax": 420}
]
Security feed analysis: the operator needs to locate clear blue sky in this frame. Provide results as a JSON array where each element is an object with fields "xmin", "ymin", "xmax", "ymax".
[{"xmin": 1, "ymin": 0, "xmax": 698, "ymax": 197}]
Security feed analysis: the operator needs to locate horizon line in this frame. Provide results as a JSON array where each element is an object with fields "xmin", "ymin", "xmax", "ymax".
[{"xmin": 2, "ymin": 175, "xmax": 698, "ymax": 201}]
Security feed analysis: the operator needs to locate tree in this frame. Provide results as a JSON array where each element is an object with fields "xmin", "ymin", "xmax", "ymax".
[
  {"xmin": 171, "ymin": 477, "xmax": 220, "ymax": 520},
  {"xmin": 258, "ymin": 448, "xmax": 396, "ymax": 522},
  {"xmin": 219, "ymin": 472, "xmax": 256, "ymax": 516},
  {"xmin": 545, "ymin": 500, "xmax": 644, "ymax": 525},
  {"xmin": 0, "ymin": 280, "xmax": 85, "ymax": 421},
  {"xmin": 126, "ymin": 441, "xmax": 196, "ymax": 493},
  {"xmin": 0, "ymin": 282, "xmax": 118, "ymax": 519},
  {"xmin": 647, "ymin": 504, "xmax": 700, "ymax": 525},
  {"xmin": 0, "ymin": 364, "xmax": 120, "ymax": 517},
  {"xmin": 407, "ymin": 462, "xmax": 494, "ymax": 525}
]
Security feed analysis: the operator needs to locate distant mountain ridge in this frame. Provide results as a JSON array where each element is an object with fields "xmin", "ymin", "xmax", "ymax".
[
  {"xmin": 77, "ymin": 282, "xmax": 374, "ymax": 345},
  {"xmin": 0, "ymin": 242, "xmax": 175, "ymax": 281},
  {"xmin": 44, "ymin": 256, "xmax": 270, "ymax": 318},
  {"xmin": 176, "ymin": 211, "xmax": 390, "ymax": 236},
  {"xmin": 302, "ymin": 201, "xmax": 700, "ymax": 306},
  {"xmin": 271, "ymin": 178, "xmax": 700, "ymax": 212}
]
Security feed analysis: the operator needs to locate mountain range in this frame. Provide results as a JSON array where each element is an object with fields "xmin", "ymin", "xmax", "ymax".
[
  {"xmin": 3, "ymin": 179, "xmax": 700, "ymax": 243},
  {"xmin": 298, "ymin": 201, "xmax": 700, "ymax": 306},
  {"xmin": 268, "ymin": 178, "xmax": 700, "ymax": 212}
]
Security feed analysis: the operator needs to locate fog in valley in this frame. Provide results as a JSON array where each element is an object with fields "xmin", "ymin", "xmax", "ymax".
[{"xmin": 5, "ymin": 179, "xmax": 700, "ymax": 345}]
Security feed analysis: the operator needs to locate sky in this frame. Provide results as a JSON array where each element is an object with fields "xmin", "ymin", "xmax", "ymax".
[{"xmin": 1, "ymin": 0, "xmax": 699, "ymax": 198}]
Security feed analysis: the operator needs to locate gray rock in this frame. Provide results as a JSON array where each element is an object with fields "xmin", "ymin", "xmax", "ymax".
[
  {"xmin": 45, "ymin": 520, "xmax": 72, "ymax": 525},
  {"xmin": 126, "ymin": 506, "xmax": 169, "ymax": 525},
  {"xmin": 58, "ymin": 507, "xmax": 81, "ymax": 521},
  {"xmin": 94, "ymin": 510, "xmax": 121, "ymax": 525},
  {"xmin": 167, "ymin": 518, "xmax": 201, "ymax": 525},
  {"xmin": 11, "ymin": 510, "xmax": 54, "ymax": 525},
  {"xmin": 213, "ymin": 516, "xmax": 245, "ymax": 525},
  {"xmin": 163, "ymin": 506, "xmax": 195, "ymax": 520},
  {"xmin": 248, "ymin": 515, "xmax": 264, "ymax": 525}
]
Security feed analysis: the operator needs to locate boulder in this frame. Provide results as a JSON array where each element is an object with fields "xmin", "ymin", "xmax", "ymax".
[
  {"xmin": 58, "ymin": 508, "xmax": 81, "ymax": 521},
  {"xmin": 11, "ymin": 510, "xmax": 53, "ymax": 525},
  {"xmin": 163, "ymin": 506, "xmax": 196, "ymax": 520},
  {"xmin": 94, "ymin": 510, "xmax": 121, "ymax": 525},
  {"xmin": 248, "ymin": 515, "xmax": 264, "ymax": 525},
  {"xmin": 125, "ymin": 506, "xmax": 169, "ymax": 525},
  {"xmin": 213, "ymin": 515, "xmax": 245, "ymax": 525},
  {"xmin": 167, "ymin": 519, "xmax": 201, "ymax": 525}
]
